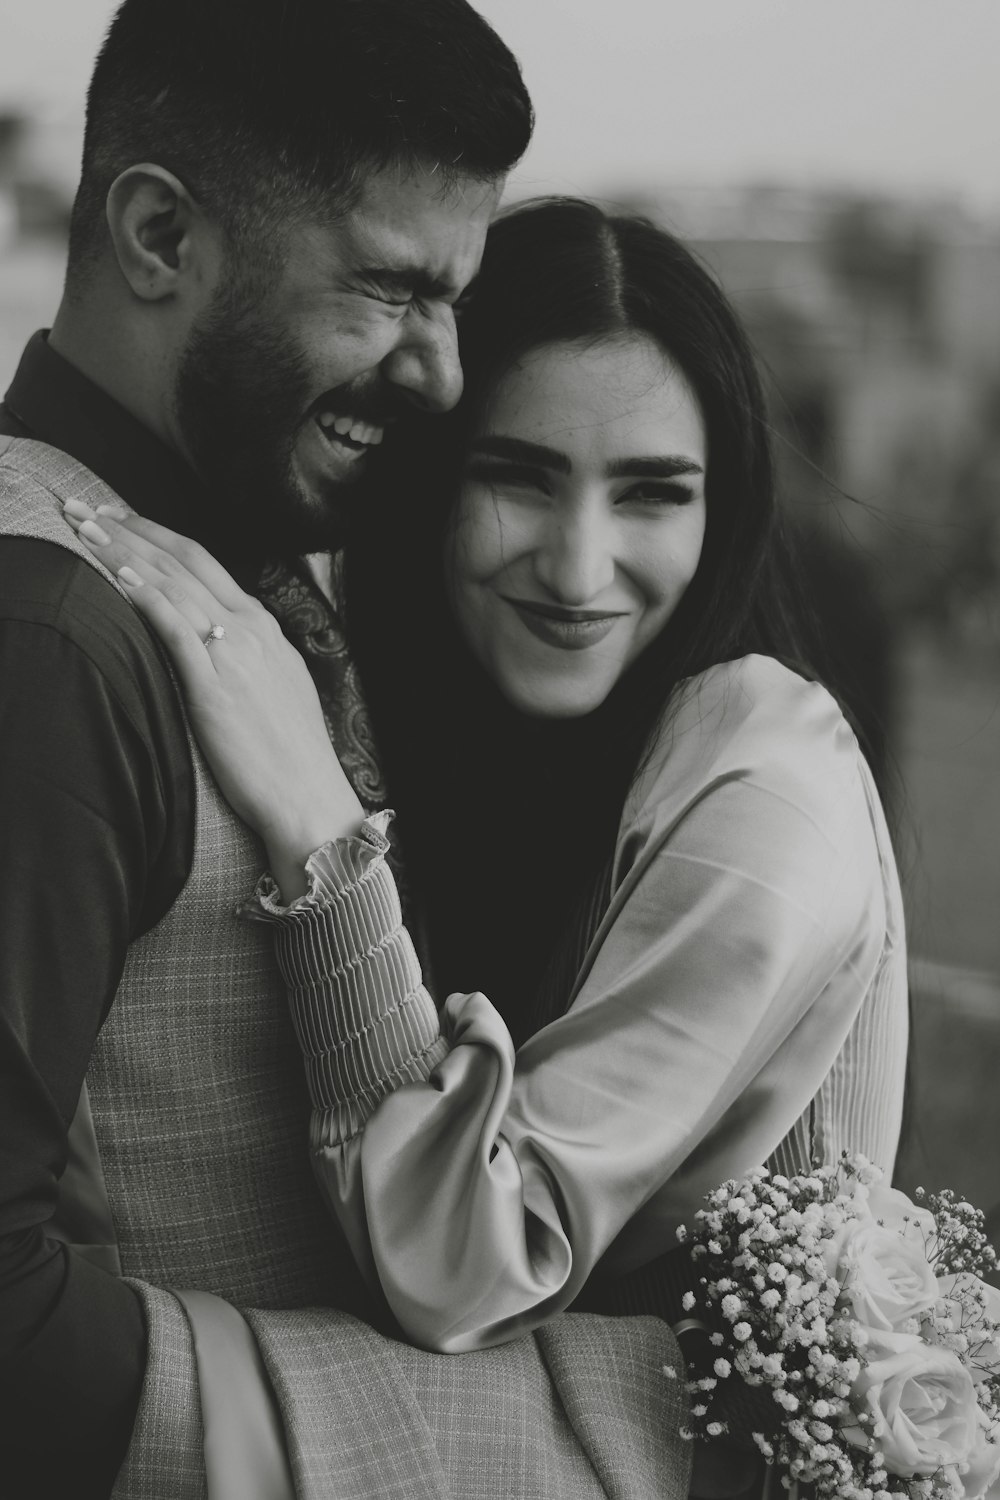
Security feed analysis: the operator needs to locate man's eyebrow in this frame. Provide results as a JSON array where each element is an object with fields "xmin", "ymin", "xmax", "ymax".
[
  {"xmin": 358, "ymin": 264, "xmax": 464, "ymax": 301},
  {"xmin": 606, "ymin": 456, "xmax": 704, "ymax": 479},
  {"xmin": 468, "ymin": 436, "xmax": 571, "ymax": 473}
]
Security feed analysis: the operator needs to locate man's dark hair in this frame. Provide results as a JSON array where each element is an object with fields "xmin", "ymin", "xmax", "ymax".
[{"xmin": 67, "ymin": 0, "xmax": 532, "ymax": 284}]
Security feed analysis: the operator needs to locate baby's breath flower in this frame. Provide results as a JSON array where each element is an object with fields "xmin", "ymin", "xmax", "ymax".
[{"xmin": 679, "ymin": 1158, "xmax": 1000, "ymax": 1498}]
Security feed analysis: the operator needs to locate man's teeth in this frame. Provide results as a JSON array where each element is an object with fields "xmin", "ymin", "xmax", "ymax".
[{"xmin": 316, "ymin": 412, "xmax": 384, "ymax": 446}]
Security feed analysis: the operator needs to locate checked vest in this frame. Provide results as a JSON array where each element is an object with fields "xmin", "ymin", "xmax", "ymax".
[{"xmin": 0, "ymin": 435, "xmax": 361, "ymax": 1307}]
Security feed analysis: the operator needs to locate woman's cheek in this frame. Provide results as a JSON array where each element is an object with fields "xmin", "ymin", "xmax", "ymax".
[
  {"xmin": 462, "ymin": 498, "xmax": 537, "ymax": 585},
  {"xmin": 633, "ymin": 507, "xmax": 705, "ymax": 604},
  {"xmin": 449, "ymin": 488, "xmax": 502, "ymax": 582}
]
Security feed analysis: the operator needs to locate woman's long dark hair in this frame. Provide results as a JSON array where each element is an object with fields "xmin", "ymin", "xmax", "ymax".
[{"xmin": 346, "ymin": 198, "xmax": 824, "ymax": 1042}]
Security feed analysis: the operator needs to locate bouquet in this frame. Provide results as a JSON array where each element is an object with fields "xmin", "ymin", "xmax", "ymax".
[{"xmin": 671, "ymin": 1155, "xmax": 1000, "ymax": 1499}]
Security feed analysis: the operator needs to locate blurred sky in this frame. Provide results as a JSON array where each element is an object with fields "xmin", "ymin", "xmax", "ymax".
[{"xmin": 1, "ymin": 0, "xmax": 998, "ymax": 214}]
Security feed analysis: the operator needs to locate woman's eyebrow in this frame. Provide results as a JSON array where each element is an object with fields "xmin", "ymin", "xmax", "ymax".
[
  {"xmin": 468, "ymin": 436, "xmax": 571, "ymax": 473},
  {"xmin": 468, "ymin": 439, "xmax": 704, "ymax": 480},
  {"xmin": 605, "ymin": 456, "xmax": 704, "ymax": 479}
]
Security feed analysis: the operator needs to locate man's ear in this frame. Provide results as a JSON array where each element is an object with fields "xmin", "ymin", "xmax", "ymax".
[{"xmin": 105, "ymin": 164, "xmax": 211, "ymax": 301}]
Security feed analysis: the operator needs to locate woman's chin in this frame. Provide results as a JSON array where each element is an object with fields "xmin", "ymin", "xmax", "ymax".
[{"xmin": 494, "ymin": 674, "xmax": 614, "ymax": 721}]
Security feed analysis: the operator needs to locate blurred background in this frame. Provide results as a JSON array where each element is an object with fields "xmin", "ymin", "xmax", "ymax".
[{"xmin": 2, "ymin": 1, "xmax": 998, "ymax": 1222}]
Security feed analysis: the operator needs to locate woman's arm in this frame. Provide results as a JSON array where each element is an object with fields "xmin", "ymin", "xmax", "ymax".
[
  {"xmin": 66, "ymin": 511, "xmax": 903, "ymax": 1354},
  {"xmin": 251, "ymin": 664, "xmax": 899, "ymax": 1353}
]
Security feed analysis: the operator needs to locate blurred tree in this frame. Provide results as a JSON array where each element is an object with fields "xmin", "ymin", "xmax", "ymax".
[
  {"xmin": 0, "ymin": 113, "xmax": 27, "ymax": 178},
  {"xmin": 824, "ymin": 199, "xmax": 936, "ymax": 350}
]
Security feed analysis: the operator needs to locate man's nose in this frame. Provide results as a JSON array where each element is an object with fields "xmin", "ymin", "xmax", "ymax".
[
  {"xmin": 534, "ymin": 505, "xmax": 617, "ymax": 604},
  {"xmin": 381, "ymin": 307, "xmax": 464, "ymax": 414}
]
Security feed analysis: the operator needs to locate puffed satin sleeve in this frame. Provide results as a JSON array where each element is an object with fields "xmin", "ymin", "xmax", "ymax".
[{"xmin": 246, "ymin": 656, "xmax": 906, "ymax": 1353}]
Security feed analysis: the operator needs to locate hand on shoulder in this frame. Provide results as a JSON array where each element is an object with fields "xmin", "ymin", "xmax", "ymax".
[{"xmin": 65, "ymin": 502, "xmax": 364, "ymax": 899}]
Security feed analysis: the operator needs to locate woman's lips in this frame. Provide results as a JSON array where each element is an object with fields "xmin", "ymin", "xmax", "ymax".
[{"xmin": 502, "ymin": 597, "xmax": 626, "ymax": 651}]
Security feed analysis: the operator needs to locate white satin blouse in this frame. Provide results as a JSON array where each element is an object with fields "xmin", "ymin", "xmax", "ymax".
[{"xmin": 250, "ymin": 655, "xmax": 909, "ymax": 1353}]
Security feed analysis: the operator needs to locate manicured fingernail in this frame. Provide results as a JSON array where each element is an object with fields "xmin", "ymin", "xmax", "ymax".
[
  {"xmin": 63, "ymin": 498, "xmax": 94, "ymax": 519},
  {"xmin": 79, "ymin": 518, "xmax": 111, "ymax": 545},
  {"xmin": 118, "ymin": 565, "xmax": 144, "ymax": 588}
]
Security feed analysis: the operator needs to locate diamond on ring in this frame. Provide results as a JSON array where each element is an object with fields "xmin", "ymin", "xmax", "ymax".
[{"xmin": 204, "ymin": 624, "xmax": 226, "ymax": 647}]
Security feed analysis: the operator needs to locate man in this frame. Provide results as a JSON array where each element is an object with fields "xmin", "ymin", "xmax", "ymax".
[{"xmin": 0, "ymin": 2, "xmax": 687, "ymax": 1497}]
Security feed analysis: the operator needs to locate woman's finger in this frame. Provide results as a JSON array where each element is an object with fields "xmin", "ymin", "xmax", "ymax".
[
  {"xmin": 85, "ymin": 503, "xmax": 250, "ymax": 615},
  {"xmin": 115, "ymin": 567, "xmax": 224, "ymax": 699},
  {"xmin": 65, "ymin": 506, "xmax": 226, "ymax": 638}
]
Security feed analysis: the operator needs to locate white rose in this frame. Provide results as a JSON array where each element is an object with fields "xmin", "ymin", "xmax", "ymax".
[
  {"xmin": 843, "ymin": 1328, "xmax": 980, "ymax": 1478},
  {"xmin": 960, "ymin": 1406, "xmax": 1000, "ymax": 1500},
  {"xmin": 823, "ymin": 1217, "xmax": 940, "ymax": 1332},
  {"xmin": 863, "ymin": 1182, "xmax": 937, "ymax": 1246}
]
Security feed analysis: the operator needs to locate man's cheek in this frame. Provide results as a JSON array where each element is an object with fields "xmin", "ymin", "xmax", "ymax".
[{"xmin": 298, "ymin": 311, "xmax": 400, "ymax": 375}]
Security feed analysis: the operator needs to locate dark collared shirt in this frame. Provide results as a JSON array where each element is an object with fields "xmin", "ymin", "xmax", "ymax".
[{"xmin": 0, "ymin": 333, "xmax": 229, "ymax": 1497}]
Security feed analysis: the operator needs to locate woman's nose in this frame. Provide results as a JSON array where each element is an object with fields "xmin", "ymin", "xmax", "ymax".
[{"xmin": 533, "ymin": 505, "xmax": 617, "ymax": 604}]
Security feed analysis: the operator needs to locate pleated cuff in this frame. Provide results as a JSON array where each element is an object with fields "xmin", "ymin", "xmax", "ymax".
[{"xmin": 242, "ymin": 813, "xmax": 444, "ymax": 1135}]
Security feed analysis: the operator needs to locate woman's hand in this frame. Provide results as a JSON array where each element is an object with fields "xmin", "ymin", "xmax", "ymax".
[{"xmin": 64, "ymin": 499, "xmax": 364, "ymax": 900}]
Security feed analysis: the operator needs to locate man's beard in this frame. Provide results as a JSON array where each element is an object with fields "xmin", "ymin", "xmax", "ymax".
[{"xmin": 174, "ymin": 277, "xmax": 379, "ymax": 562}]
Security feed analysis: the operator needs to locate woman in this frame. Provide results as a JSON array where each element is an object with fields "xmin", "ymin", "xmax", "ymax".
[{"xmin": 67, "ymin": 199, "xmax": 908, "ymax": 1358}]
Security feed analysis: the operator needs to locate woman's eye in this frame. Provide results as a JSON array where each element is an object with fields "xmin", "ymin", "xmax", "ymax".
[
  {"xmin": 466, "ymin": 461, "xmax": 550, "ymax": 495},
  {"xmin": 619, "ymin": 481, "xmax": 697, "ymax": 508}
]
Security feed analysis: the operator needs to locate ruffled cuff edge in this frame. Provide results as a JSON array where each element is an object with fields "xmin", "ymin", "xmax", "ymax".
[{"xmin": 243, "ymin": 811, "xmax": 394, "ymax": 921}]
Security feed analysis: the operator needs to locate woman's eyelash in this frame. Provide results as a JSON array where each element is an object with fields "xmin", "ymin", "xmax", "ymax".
[
  {"xmin": 619, "ymin": 482, "xmax": 697, "ymax": 506},
  {"xmin": 465, "ymin": 466, "xmax": 696, "ymax": 506},
  {"xmin": 467, "ymin": 461, "xmax": 549, "ymax": 490}
]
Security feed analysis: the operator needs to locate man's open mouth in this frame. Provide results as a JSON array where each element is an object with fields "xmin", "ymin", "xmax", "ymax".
[{"xmin": 313, "ymin": 409, "xmax": 386, "ymax": 455}]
